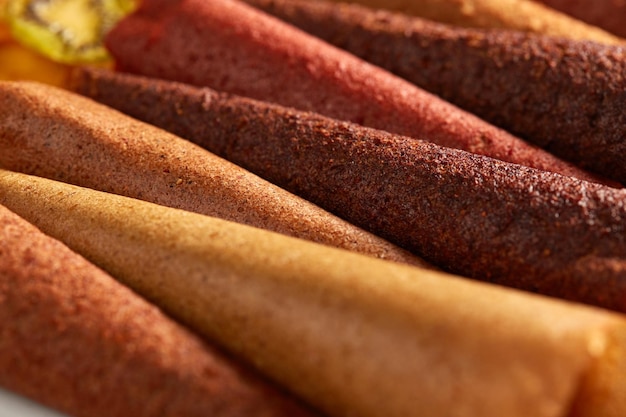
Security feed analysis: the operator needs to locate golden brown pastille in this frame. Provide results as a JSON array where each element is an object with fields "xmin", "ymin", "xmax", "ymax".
[{"xmin": 0, "ymin": 169, "xmax": 624, "ymax": 417}]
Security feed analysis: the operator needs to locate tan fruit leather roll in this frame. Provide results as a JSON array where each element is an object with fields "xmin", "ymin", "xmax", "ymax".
[
  {"xmin": 0, "ymin": 81, "xmax": 423, "ymax": 267},
  {"xmin": 1, "ymin": 170, "xmax": 625, "ymax": 417},
  {"xmin": 0, "ymin": 203, "xmax": 319, "ymax": 417},
  {"xmin": 323, "ymin": 0, "xmax": 625, "ymax": 44}
]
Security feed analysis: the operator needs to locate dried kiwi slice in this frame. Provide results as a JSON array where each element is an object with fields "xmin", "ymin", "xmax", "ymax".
[{"xmin": 5, "ymin": 0, "xmax": 135, "ymax": 63}]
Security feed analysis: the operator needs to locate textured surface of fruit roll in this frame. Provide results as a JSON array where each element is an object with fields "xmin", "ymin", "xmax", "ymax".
[
  {"xmin": 104, "ymin": 0, "xmax": 588, "ymax": 179},
  {"xmin": 535, "ymin": 0, "xmax": 626, "ymax": 38},
  {"xmin": 0, "ymin": 203, "xmax": 319, "ymax": 417},
  {"xmin": 69, "ymin": 68, "xmax": 626, "ymax": 313},
  {"xmin": 244, "ymin": 0, "xmax": 626, "ymax": 186},
  {"xmin": 320, "ymin": 0, "xmax": 624, "ymax": 44},
  {"xmin": 0, "ymin": 81, "xmax": 423, "ymax": 266},
  {"xmin": 1, "ymin": 169, "xmax": 626, "ymax": 417}
]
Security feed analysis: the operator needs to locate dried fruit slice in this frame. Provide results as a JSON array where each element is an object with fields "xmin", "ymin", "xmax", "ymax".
[
  {"xmin": 0, "ymin": 24, "xmax": 10, "ymax": 42},
  {"xmin": 0, "ymin": 0, "xmax": 11, "ymax": 40},
  {"xmin": 4, "ymin": 0, "xmax": 134, "ymax": 63},
  {"xmin": 0, "ymin": 41, "xmax": 69, "ymax": 84}
]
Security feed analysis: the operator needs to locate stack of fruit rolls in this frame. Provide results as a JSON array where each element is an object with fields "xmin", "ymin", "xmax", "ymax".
[
  {"xmin": 71, "ymin": 67, "xmax": 626, "ymax": 313},
  {"xmin": 1, "ymin": 169, "xmax": 626, "ymax": 417},
  {"xmin": 2, "ymin": 0, "xmax": 626, "ymax": 416},
  {"xmin": 0, "ymin": 80, "xmax": 424, "ymax": 266},
  {"xmin": 244, "ymin": 0, "xmax": 626, "ymax": 184},
  {"xmin": 103, "ymin": 0, "xmax": 598, "ymax": 180}
]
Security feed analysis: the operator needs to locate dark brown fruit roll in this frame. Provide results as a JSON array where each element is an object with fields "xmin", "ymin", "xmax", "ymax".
[
  {"xmin": 243, "ymin": 0, "xmax": 626, "ymax": 186},
  {"xmin": 0, "ymin": 203, "xmax": 320, "ymax": 417},
  {"xmin": 103, "ymin": 0, "xmax": 599, "ymax": 181},
  {"xmin": 71, "ymin": 67, "xmax": 626, "ymax": 313}
]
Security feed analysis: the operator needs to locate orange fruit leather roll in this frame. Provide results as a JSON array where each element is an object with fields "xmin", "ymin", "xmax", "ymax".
[
  {"xmin": 0, "ymin": 202, "xmax": 320, "ymax": 417},
  {"xmin": 0, "ymin": 169, "xmax": 625, "ymax": 417}
]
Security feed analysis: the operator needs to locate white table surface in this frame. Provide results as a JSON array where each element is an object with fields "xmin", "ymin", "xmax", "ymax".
[{"xmin": 0, "ymin": 387, "xmax": 67, "ymax": 417}]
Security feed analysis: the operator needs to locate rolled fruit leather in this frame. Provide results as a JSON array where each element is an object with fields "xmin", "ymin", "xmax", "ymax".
[
  {"xmin": 319, "ymin": 0, "xmax": 625, "ymax": 44},
  {"xmin": 103, "ymin": 0, "xmax": 597, "ymax": 181},
  {"xmin": 0, "ymin": 169, "xmax": 625, "ymax": 417},
  {"xmin": 0, "ymin": 203, "xmax": 319, "ymax": 417},
  {"xmin": 535, "ymin": 0, "xmax": 626, "ymax": 38},
  {"xmin": 244, "ymin": 0, "xmax": 626, "ymax": 185},
  {"xmin": 0, "ymin": 80, "xmax": 425, "ymax": 267},
  {"xmin": 71, "ymin": 67, "xmax": 626, "ymax": 313}
]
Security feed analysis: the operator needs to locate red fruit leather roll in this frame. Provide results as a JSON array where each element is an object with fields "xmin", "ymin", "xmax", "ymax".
[
  {"xmin": 244, "ymin": 0, "xmax": 626, "ymax": 186},
  {"xmin": 103, "ymin": 0, "xmax": 594, "ymax": 181},
  {"xmin": 71, "ymin": 67, "xmax": 626, "ymax": 313},
  {"xmin": 0, "ymin": 203, "xmax": 319, "ymax": 417},
  {"xmin": 536, "ymin": 0, "xmax": 626, "ymax": 38}
]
